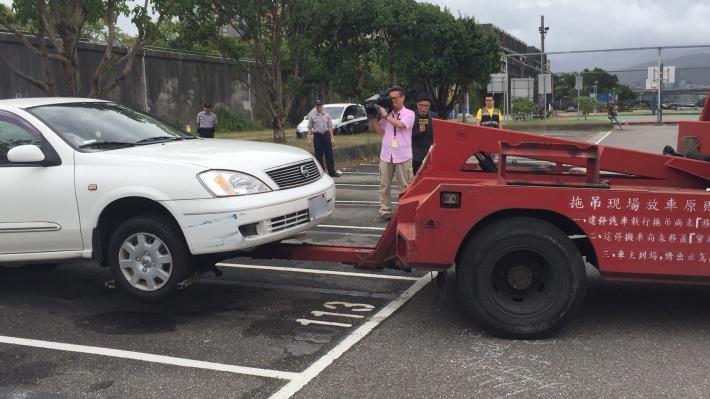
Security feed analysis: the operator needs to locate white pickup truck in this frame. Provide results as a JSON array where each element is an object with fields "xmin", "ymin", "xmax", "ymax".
[{"xmin": 0, "ymin": 98, "xmax": 335, "ymax": 300}]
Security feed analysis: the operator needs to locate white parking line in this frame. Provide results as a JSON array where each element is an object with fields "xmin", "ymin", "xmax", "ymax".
[
  {"xmin": 317, "ymin": 224, "xmax": 386, "ymax": 231},
  {"xmin": 269, "ymin": 274, "xmax": 434, "ymax": 399},
  {"xmin": 216, "ymin": 263, "xmax": 419, "ymax": 281},
  {"xmin": 335, "ymin": 183, "xmax": 381, "ymax": 188},
  {"xmin": 0, "ymin": 335, "xmax": 299, "ymax": 380},
  {"xmin": 343, "ymin": 172, "xmax": 379, "ymax": 176},
  {"xmin": 301, "ymin": 230, "xmax": 383, "ymax": 238},
  {"xmin": 595, "ymin": 131, "xmax": 612, "ymax": 144}
]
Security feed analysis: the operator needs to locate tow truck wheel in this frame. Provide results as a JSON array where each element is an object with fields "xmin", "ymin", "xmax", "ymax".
[
  {"xmin": 108, "ymin": 215, "xmax": 194, "ymax": 302},
  {"xmin": 457, "ymin": 217, "xmax": 586, "ymax": 339}
]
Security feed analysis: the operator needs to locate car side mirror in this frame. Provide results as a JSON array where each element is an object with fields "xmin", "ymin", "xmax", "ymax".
[
  {"xmin": 346, "ymin": 115, "xmax": 354, "ymax": 121},
  {"xmin": 7, "ymin": 144, "xmax": 46, "ymax": 163}
]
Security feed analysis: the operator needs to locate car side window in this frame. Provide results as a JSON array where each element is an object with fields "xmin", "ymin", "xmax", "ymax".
[
  {"xmin": 0, "ymin": 112, "xmax": 42, "ymax": 165},
  {"xmin": 355, "ymin": 105, "xmax": 366, "ymax": 118},
  {"xmin": 343, "ymin": 106, "xmax": 353, "ymax": 120}
]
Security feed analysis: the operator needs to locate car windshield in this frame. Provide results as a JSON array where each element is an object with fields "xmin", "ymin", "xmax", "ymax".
[
  {"xmin": 322, "ymin": 106, "xmax": 345, "ymax": 119},
  {"xmin": 27, "ymin": 102, "xmax": 194, "ymax": 151}
]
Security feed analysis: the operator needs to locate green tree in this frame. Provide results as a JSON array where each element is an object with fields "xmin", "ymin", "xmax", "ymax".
[
  {"xmin": 511, "ymin": 97, "xmax": 535, "ymax": 116},
  {"xmin": 581, "ymin": 67, "xmax": 618, "ymax": 95},
  {"xmin": 577, "ymin": 96, "xmax": 599, "ymax": 119},
  {"xmin": 613, "ymin": 84, "xmax": 635, "ymax": 104},
  {"xmin": 308, "ymin": 0, "xmax": 386, "ymax": 100},
  {"xmin": 396, "ymin": 4, "xmax": 501, "ymax": 119},
  {"xmin": 179, "ymin": 0, "xmax": 323, "ymax": 142},
  {"xmin": 0, "ymin": 0, "xmax": 178, "ymax": 98}
]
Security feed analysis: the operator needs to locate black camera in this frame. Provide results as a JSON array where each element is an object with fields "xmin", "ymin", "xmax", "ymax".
[{"xmin": 364, "ymin": 93, "xmax": 393, "ymax": 118}]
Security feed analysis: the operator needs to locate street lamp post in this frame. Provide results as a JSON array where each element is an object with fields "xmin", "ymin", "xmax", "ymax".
[{"xmin": 539, "ymin": 15, "xmax": 549, "ymax": 119}]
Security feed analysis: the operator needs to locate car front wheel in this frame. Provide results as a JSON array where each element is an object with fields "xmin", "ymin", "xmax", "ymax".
[{"xmin": 108, "ymin": 215, "xmax": 195, "ymax": 301}]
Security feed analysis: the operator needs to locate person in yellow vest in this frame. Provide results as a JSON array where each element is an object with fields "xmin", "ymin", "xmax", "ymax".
[{"xmin": 476, "ymin": 94, "xmax": 503, "ymax": 129}]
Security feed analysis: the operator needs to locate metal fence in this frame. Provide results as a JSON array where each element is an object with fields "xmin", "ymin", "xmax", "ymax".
[{"xmin": 486, "ymin": 45, "xmax": 710, "ymax": 122}]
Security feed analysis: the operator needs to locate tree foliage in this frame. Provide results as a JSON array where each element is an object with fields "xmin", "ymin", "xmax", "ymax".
[
  {"xmin": 577, "ymin": 96, "xmax": 599, "ymax": 119},
  {"xmin": 176, "ymin": 0, "xmax": 324, "ymax": 142},
  {"xmin": 0, "ymin": 0, "xmax": 178, "ymax": 98},
  {"xmin": 511, "ymin": 97, "xmax": 535, "ymax": 116},
  {"xmin": 555, "ymin": 68, "xmax": 636, "ymax": 107}
]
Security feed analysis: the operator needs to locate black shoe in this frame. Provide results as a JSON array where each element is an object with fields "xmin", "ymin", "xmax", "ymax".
[{"xmin": 379, "ymin": 213, "xmax": 392, "ymax": 221}]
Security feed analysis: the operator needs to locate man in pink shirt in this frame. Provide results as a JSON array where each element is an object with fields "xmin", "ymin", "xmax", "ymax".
[{"xmin": 369, "ymin": 86, "xmax": 415, "ymax": 221}]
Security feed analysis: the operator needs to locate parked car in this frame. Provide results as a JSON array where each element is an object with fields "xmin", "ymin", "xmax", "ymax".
[
  {"xmin": 0, "ymin": 98, "xmax": 335, "ymax": 300},
  {"xmin": 296, "ymin": 103, "xmax": 368, "ymax": 138}
]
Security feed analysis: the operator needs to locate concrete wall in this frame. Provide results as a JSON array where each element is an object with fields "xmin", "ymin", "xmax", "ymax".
[{"xmin": 0, "ymin": 32, "xmax": 254, "ymax": 128}]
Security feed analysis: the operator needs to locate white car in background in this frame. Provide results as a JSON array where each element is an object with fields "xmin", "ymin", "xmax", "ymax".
[
  {"xmin": 296, "ymin": 103, "xmax": 369, "ymax": 138},
  {"xmin": 0, "ymin": 98, "xmax": 335, "ymax": 300}
]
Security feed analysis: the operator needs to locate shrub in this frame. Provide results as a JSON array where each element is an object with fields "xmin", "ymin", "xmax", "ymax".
[
  {"xmin": 577, "ymin": 97, "xmax": 600, "ymax": 120},
  {"xmin": 214, "ymin": 105, "xmax": 252, "ymax": 132},
  {"xmin": 511, "ymin": 97, "xmax": 535, "ymax": 116}
]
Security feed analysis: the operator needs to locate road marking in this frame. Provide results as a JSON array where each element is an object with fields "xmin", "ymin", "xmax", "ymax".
[
  {"xmin": 0, "ymin": 335, "xmax": 299, "ymax": 380},
  {"xmin": 296, "ymin": 319, "xmax": 352, "ymax": 328},
  {"xmin": 311, "ymin": 311, "xmax": 365, "ymax": 319},
  {"xmin": 204, "ymin": 279, "xmax": 398, "ymax": 299},
  {"xmin": 342, "ymin": 171, "xmax": 379, "ymax": 176},
  {"xmin": 336, "ymin": 200, "xmax": 381, "ymax": 204},
  {"xmin": 335, "ymin": 183, "xmax": 381, "ymax": 188},
  {"xmin": 269, "ymin": 273, "xmax": 434, "ymax": 399},
  {"xmin": 215, "ymin": 263, "xmax": 419, "ymax": 281},
  {"xmin": 317, "ymin": 224, "xmax": 386, "ymax": 231},
  {"xmin": 595, "ymin": 131, "xmax": 612, "ymax": 144},
  {"xmin": 300, "ymin": 230, "xmax": 383, "ymax": 238}
]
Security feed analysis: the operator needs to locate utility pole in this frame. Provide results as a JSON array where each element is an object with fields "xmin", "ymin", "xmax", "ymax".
[
  {"xmin": 539, "ymin": 16, "xmax": 548, "ymax": 72},
  {"xmin": 657, "ymin": 47, "xmax": 663, "ymax": 123},
  {"xmin": 539, "ymin": 15, "xmax": 549, "ymax": 119}
]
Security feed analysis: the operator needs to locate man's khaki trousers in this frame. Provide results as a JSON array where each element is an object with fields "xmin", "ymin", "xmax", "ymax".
[{"xmin": 379, "ymin": 159, "xmax": 413, "ymax": 216}]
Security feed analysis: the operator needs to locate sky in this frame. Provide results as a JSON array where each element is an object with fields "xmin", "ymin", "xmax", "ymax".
[
  {"xmin": 3, "ymin": 0, "xmax": 709, "ymax": 71},
  {"xmin": 422, "ymin": 0, "xmax": 710, "ymax": 71}
]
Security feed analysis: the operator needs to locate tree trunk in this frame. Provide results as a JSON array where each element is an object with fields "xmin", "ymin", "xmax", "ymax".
[{"xmin": 272, "ymin": 115, "xmax": 286, "ymax": 143}]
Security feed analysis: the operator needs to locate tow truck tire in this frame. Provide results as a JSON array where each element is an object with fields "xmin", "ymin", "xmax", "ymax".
[
  {"xmin": 108, "ymin": 215, "xmax": 194, "ymax": 302},
  {"xmin": 457, "ymin": 217, "xmax": 586, "ymax": 339}
]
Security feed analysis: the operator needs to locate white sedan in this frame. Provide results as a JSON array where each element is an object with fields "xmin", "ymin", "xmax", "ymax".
[
  {"xmin": 296, "ymin": 103, "xmax": 368, "ymax": 138},
  {"xmin": 0, "ymin": 98, "xmax": 335, "ymax": 300}
]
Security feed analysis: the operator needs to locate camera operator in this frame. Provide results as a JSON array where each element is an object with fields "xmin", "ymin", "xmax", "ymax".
[{"xmin": 368, "ymin": 86, "xmax": 415, "ymax": 221}]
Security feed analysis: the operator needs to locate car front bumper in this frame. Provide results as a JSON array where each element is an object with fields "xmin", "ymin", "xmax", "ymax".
[{"xmin": 164, "ymin": 175, "xmax": 335, "ymax": 255}]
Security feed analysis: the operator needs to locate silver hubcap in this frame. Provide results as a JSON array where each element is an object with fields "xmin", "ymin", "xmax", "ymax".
[{"xmin": 118, "ymin": 232, "xmax": 173, "ymax": 292}]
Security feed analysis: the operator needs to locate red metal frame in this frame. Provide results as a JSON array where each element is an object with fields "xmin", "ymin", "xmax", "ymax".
[{"xmin": 254, "ymin": 96, "xmax": 710, "ymax": 284}]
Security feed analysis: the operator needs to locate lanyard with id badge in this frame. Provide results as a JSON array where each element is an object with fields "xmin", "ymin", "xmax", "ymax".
[{"xmin": 390, "ymin": 112, "xmax": 401, "ymax": 148}]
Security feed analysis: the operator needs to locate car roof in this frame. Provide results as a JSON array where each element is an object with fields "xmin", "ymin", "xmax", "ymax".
[
  {"xmin": 320, "ymin": 103, "xmax": 361, "ymax": 108},
  {"xmin": 0, "ymin": 97, "xmax": 109, "ymax": 109}
]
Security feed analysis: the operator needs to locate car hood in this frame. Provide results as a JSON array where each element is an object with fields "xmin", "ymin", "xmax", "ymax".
[
  {"xmin": 297, "ymin": 118, "xmax": 342, "ymax": 130},
  {"xmin": 108, "ymin": 139, "xmax": 315, "ymax": 171}
]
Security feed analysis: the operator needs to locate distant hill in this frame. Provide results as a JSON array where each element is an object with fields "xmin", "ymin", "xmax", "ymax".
[{"xmin": 616, "ymin": 53, "xmax": 710, "ymax": 89}]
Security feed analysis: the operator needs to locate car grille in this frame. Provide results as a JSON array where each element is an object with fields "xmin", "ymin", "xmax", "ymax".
[
  {"xmin": 266, "ymin": 160, "xmax": 321, "ymax": 189},
  {"xmin": 266, "ymin": 209, "xmax": 310, "ymax": 233}
]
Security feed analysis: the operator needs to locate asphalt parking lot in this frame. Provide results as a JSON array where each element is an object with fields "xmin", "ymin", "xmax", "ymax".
[{"xmin": 3, "ymin": 125, "xmax": 710, "ymax": 398}]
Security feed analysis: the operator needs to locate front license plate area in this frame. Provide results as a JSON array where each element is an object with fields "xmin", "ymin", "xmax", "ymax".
[{"xmin": 308, "ymin": 193, "xmax": 330, "ymax": 221}]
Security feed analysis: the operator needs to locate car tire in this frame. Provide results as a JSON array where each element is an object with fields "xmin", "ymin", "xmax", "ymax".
[
  {"xmin": 456, "ymin": 217, "xmax": 586, "ymax": 339},
  {"xmin": 108, "ymin": 215, "xmax": 195, "ymax": 302}
]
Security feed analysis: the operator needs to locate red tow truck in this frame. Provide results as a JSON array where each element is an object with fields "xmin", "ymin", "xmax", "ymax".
[{"xmin": 253, "ymin": 94, "xmax": 710, "ymax": 338}]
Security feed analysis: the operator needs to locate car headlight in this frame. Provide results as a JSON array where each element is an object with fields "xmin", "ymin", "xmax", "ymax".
[{"xmin": 198, "ymin": 170, "xmax": 271, "ymax": 197}]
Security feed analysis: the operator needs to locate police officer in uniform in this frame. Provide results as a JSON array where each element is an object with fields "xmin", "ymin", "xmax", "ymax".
[
  {"xmin": 307, "ymin": 99, "xmax": 339, "ymax": 177},
  {"xmin": 476, "ymin": 93, "xmax": 503, "ymax": 129}
]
